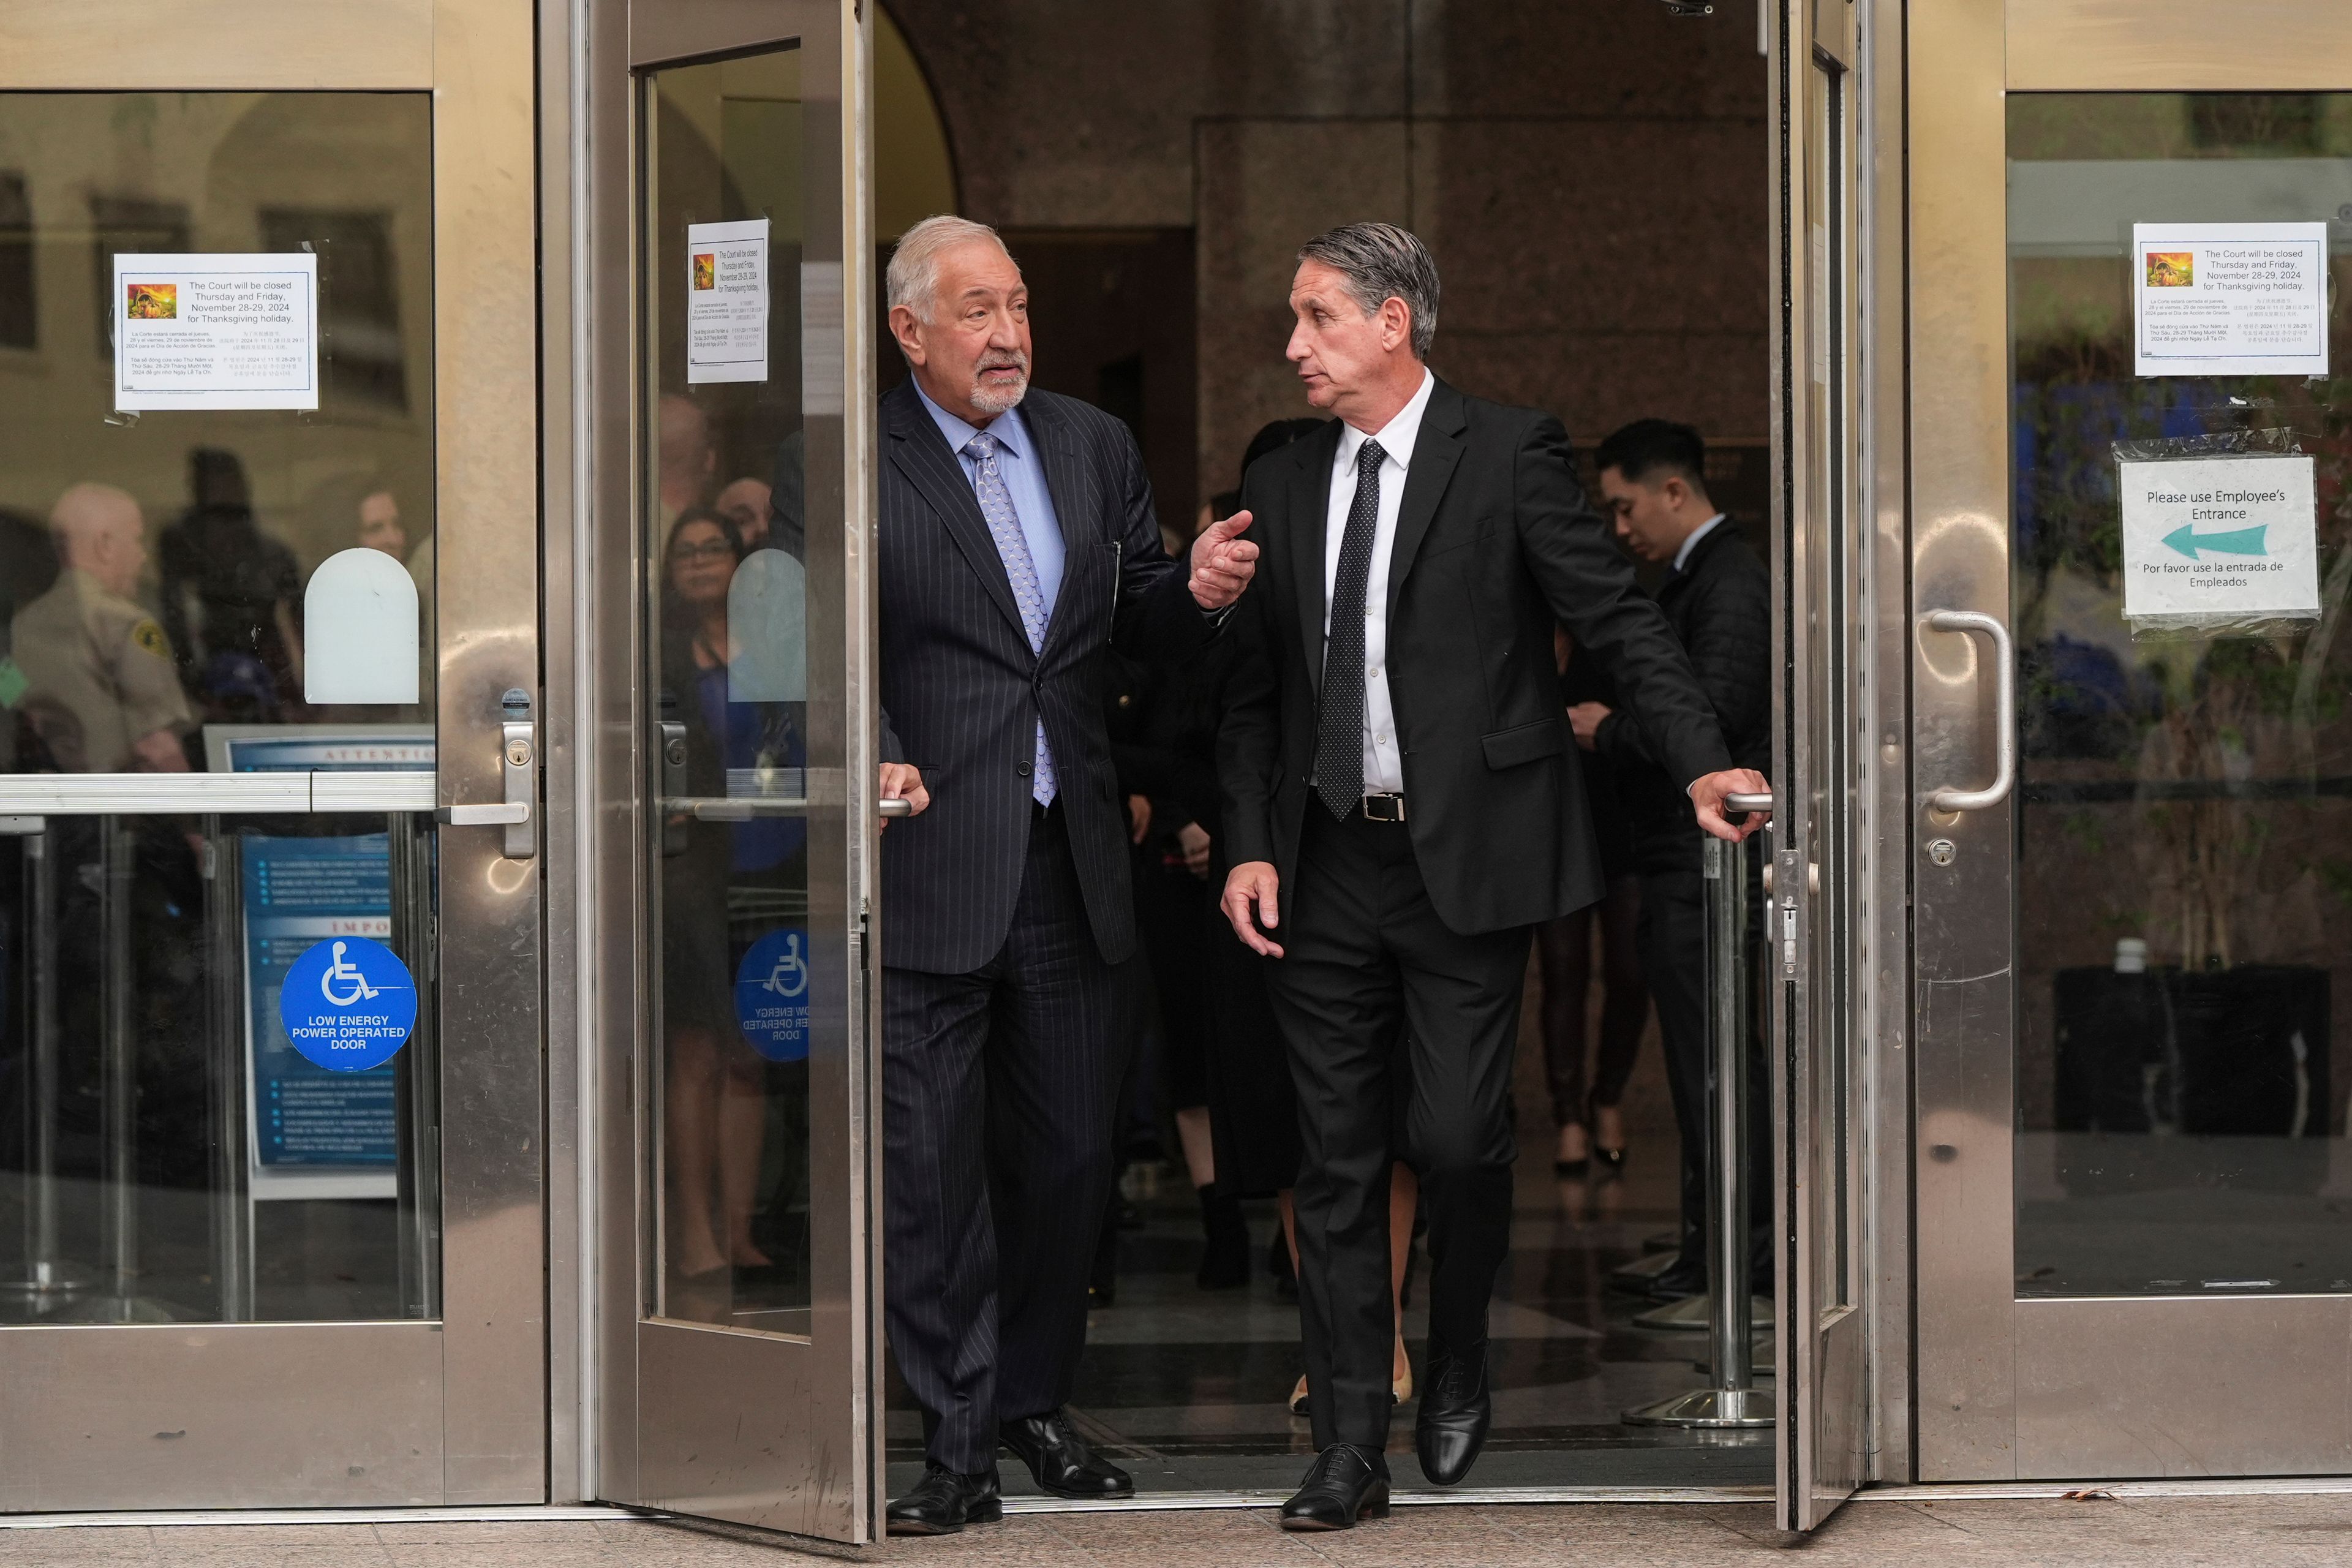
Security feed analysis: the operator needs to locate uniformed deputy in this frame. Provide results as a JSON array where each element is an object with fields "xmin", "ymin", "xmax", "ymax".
[{"xmin": 12, "ymin": 483, "xmax": 194, "ymax": 774}]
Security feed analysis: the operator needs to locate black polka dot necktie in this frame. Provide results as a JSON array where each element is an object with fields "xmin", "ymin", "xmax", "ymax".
[{"xmin": 1316, "ymin": 438, "xmax": 1386, "ymax": 821}]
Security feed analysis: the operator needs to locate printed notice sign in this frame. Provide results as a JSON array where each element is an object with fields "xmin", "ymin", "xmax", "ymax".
[
  {"xmin": 686, "ymin": 218, "xmax": 769, "ymax": 383},
  {"xmin": 113, "ymin": 252, "xmax": 319, "ymax": 410},
  {"xmin": 2133, "ymin": 222, "xmax": 2329, "ymax": 379},
  {"xmin": 2119, "ymin": 454, "xmax": 2320, "ymax": 629}
]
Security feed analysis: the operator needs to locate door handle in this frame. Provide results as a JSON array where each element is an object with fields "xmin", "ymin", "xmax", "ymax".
[
  {"xmin": 879, "ymin": 798, "xmax": 913, "ymax": 818},
  {"xmin": 659, "ymin": 719, "xmax": 689, "ymax": 856},
  {"xmin": 438, "ymin": 689, "xmax": 537, "ymax": 859},
  {"xmin": 1923, "ymin": 609, "xmax": 2015, "ymax": 813},
  {"xmin": 440, "ymin": 802, "xmax": 529, "ymax": 827}
]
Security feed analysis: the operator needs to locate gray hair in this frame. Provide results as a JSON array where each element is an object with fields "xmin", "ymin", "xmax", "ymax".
[
  {"xmin": 886, "ymin": 214, "xmax": 1011, "ymax": 323},
  {"xmin": 1297, "ymin": 222, "xmax": 1440, "ymax": 360}
]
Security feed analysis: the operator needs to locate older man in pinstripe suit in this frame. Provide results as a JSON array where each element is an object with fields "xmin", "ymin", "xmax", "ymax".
[{"xmin": 874, "ymin": 216, "xmax": 1257, "ymax": 1535}]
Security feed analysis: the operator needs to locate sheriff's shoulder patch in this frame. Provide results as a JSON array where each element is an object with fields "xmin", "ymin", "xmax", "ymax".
[{"xmin": 131, "ymin": 618, "xmax": 170, "ymax": 658}]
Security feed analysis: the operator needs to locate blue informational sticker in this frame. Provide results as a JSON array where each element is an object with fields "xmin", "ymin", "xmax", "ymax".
[
  {"xmin": 735, "ymin": 927, "xmax": 813, "ymax": 1063},
  {"xmin": 279, "ymin": 935, "xmax": 418, "ymax": 1073}
]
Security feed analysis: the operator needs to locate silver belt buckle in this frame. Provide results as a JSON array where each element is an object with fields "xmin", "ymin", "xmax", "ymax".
[{"xmin": 1362, "ymin": 793, "xmax": 1406, "ymax": 823}]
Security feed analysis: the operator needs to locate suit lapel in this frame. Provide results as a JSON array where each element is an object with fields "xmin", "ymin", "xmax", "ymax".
[
  {"xmin": 1023, "ymin": 396, "xmax": 1093, "ymax": 658},
  {"xmin": 1384, "ymin": 379, "xmax": 1467, "ymax": 624},
  {"xmin": 1289, "ymin": 424, "xmax": 1341, "ymax": 697},
  {"xmin": 883, "ymin": 384, "xmax": 1028, "ymax": 646}
]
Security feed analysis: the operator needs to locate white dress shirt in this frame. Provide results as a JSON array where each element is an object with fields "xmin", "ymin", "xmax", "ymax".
[
  {"xmin": 1672, "ymin": 512, "xmax": 1727, "ymax": 574},
  {"xmin": 1322, "ymin": 369, "xmax": 1436, "ymax": 796}
]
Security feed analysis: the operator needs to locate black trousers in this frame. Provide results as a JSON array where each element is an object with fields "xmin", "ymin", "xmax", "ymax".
[
  {"xmin": 1637, "ymin": 863, "xmax": 1771, "ymax": 1284},
  {"xmin": 1263, "ymin": 807, "xmax": 1532, "ymax": 1451},
  {"xmin": 882, "ymin": 807, "xmax": 1125, "ymax": 1474}
]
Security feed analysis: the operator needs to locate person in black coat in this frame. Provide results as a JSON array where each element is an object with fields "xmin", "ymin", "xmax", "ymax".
[
  {"xmin": 871, "ymin": 217, "xmax": 1257, "ymax": 1534},
  {"xmin": 1218, "ymin": 224, "xmax": 1768, "ymax": 1524},
  {"xmin": 1537, "ymin": 629, "xmax": 1649, "ymax": 1176},
  {"xmin": 1570, "ymin": 418, "xmax": 1772, "ymax": 1302}
]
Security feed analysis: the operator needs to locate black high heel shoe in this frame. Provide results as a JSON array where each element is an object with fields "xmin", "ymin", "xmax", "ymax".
[{"xmin": 1588, "ymin": 1094, "xmax": 1628, "ymax": 1174}]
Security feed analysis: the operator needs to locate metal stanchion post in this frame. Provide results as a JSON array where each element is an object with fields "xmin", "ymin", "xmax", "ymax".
[
  {"xmin": 100, "ymin": 816, "xmax": 138, "ymax": 1319},
  {"xmin": 0, "ymin": 824, "xmax": 91, "ymax": 1314},
  {"xmin": 1624, "ymin": 809, "xmax": 1775, "ymax": 1428}
]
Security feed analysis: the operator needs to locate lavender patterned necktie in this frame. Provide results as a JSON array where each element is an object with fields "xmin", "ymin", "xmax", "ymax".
[{"xmin": 964, "ymin": 431, "xmax": 1057, "ymax": 805}]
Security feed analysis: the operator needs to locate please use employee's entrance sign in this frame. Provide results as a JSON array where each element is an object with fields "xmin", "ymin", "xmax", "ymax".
[{"xmin": 2119, "ymin": 453, "xmax": 2319, "ymax": 633}]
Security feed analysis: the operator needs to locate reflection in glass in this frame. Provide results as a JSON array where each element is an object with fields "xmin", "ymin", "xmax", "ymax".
[
  {"xmin": 0, "ymin": 92, "xmax": 438, "ymax": 1324},
  {"xmin": 643, "ymin": 47, "xmax": 820, "ymax": 1332},
  {"xmin": 2009, "ymin": 93, "xmax": 2352, "ymax": 1295}
]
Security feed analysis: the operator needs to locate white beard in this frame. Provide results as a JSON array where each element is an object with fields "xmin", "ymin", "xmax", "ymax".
[{"xmin": 969, "ymin": 371, "xmax": 1028, "ymax": 415}]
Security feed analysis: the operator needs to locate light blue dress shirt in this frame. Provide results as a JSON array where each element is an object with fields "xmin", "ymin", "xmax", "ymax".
[{"xmin": 913, "ymin": 380, "xmax": 1066, "ymax": 622}]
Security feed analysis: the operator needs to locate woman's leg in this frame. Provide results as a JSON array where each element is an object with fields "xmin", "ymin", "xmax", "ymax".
[
  {"xmin": 1589, "ymin": 875, "xmax": 1649, "ymax": 1155},
  {"xmin": 665, "ymin": 1022, "xmax": 726, "ymax": 1278},
  {"xmin": 1175, "ymin": 1104, "xmax": 1216, "ymax": 1188},
  {"xmin": 719, "ymin": 1056, "xmax": 772, "ymax": 1268},
  {"xmin": 1389, "ymin": 1162, "xmax": 1418, "ymax": 1392},
  {"xmin": 1534, "ymin": 911, "xmax": 1595, "ymax": 1164}
]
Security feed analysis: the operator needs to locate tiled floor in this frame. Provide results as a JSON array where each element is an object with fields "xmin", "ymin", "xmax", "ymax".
[
  {"xmin": 888, "ymin": 962, "xmax": 1774, "ymax": 1498},
  {"xmin": 23, "ymin": 1494, "xmax": 2352, "ymax": 1566}
]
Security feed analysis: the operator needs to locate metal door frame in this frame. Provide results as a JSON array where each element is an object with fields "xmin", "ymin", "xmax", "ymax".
[
  {"xmin": 1771, "ymin": 0, "xmax": 1921, "ymax": 1529},
  {"xmin": 0, "ymin": 0, "xmax": 546, "ymax": 1509},
  {"xmin": 1909, "ymin": 0, "xmax": 2352, "ymax": 1482},
  {"xmin": 582, "ymin": 0, "xmax": 886, "ymax": 1542}
]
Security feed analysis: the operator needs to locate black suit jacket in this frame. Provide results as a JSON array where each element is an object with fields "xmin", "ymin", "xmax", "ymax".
[
  {"xmin": 877, "ymin": 380, "xmax": 1210, "ymax": 974},
  {"xmin": 1597, "ymin": 520, "xmax": 1771, "ymax": 872},
  {"xmin": 1219, "ymin": 378, "xmax": 1730, "ymax": 937}
]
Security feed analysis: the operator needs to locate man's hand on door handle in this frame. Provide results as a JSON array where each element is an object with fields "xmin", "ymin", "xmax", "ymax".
[{"xmin": 879, "ymin": 763, "xmax": 929, "ymax": 831}]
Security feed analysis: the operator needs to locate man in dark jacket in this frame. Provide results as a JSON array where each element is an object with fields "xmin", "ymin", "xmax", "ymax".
[
  {"xmin": 1569, "ymin": 418, "xmax": 1771, "ymax": 1302},
  {"xmin": 873, "ymin": 215, "xmax": 1257, "ymax": 1534}
]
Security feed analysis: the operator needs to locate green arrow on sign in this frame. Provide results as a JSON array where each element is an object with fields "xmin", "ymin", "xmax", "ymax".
[{"xmin": 2162, "ymin": 522, "xmax": 2268, "ymax": 560}]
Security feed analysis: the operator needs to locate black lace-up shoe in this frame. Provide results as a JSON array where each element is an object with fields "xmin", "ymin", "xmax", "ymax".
[
  {"xmin": 998, "ymin": 1409, "xmax": 1134, "ymax": 1499},
  {"xmin": 885, "ymin": 1464, "xmax": 1003, "ymax": 1536},
  {"xmin": 1415, "ymin": 1341, "xmax": 1492, "ymax": 1486},
  {"xmin": 1279, "ymin": 1443, "xmax": 1390, "ymax": 1531}
]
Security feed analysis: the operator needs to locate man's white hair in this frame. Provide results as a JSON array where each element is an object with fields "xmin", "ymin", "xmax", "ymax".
[{"xmin": 886, "ymin": 214, "xmax": 1011, "ymax": 323}]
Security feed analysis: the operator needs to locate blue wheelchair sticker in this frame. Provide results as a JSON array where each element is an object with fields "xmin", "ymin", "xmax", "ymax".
[
  {"xmin": 279, "ymin": 935, "xmax": 418, "ymax": 1073},
  {"xmin": 735, "ymin": 927, "xmax": 813, "ymax": 1063}
]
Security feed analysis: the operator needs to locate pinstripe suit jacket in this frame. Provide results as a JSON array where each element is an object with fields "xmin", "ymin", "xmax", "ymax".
[{"xmin": 877, "ymin": 380, "xmax": 1213, "ymax": 974}]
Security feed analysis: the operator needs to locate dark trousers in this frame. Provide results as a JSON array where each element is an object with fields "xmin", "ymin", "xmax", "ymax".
[
  {"xmin": 1637, "ymin": 864, "xmax": 1771, "ymax": 1283},
  {"xmin": 883, "ymin": 807, "xmax": 1124, "ymax": 1474},
  {"xmin": 1263, "ymin": 807, "xmax": 1532, "ymax": 1451}
]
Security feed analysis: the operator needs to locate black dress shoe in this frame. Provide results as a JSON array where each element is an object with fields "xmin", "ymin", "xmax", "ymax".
[
  {"xmin": 1279, "ymin": 1443, "xmax": 1390, "ymax": 1531},
  {"xmin": 1647, "ymin": 1257, "xmax": 1707, "ymax": 1301},
  {"xmin": 1415, "ymin": 1342, "xmax": 1492, "ymax": 1487},
  {"xmin": 885, "ymin": 1464, "xmax": 1002, "ymax": 1536},
  {"xmin": 998, "ymin": 1409, "xmax": 1133, "ymax": 1499}
]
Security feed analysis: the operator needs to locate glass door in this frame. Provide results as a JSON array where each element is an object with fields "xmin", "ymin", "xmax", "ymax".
[
  {"xmin": 1771, "ymin": 0, "xmax": 1878, "ymax": 1533},
  {"xmin": 1915, "ymin": 0, "xmax": 2352, "ymax": 1480},
  {"xmin": 594, "ymin": 0, "xmax": 885, "ymax": 1542},
  {"xmin": 0, "ymin": 3, "xmax": 543, "ymax": 1510}
]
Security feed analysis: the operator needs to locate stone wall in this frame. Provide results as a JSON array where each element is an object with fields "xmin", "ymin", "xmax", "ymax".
[{"xmin": 883, "ymin": 0, "xmax": 1768, "ymax": 515}]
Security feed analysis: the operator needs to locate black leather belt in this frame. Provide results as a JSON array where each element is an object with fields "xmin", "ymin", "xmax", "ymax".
[{"xmin": 1360, "ymin": 793, "xmax": 1406, "ymax": 823}]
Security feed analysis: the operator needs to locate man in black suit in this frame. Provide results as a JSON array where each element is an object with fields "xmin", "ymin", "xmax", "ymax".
[
  {"xmin": 1569, "ymin": 419, "xmax": 1773, "ymax": 1303},
  {"xmin": 1218, "ymin": 223, "xmax": 1768, "ymax": 1529},
  {"xmin": 874, "ymin": 216, "xmax": 1257, "ymax": 1534}
]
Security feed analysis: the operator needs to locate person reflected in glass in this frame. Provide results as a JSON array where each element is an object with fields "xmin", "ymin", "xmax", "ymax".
[
  {"xmin": 660, "ymin": 507, "xmax": 771, "ymax": 1281},
  {"xmin": 657, "ymin": 393, "xmax": 717, "ymax": 530},
  {"xmin": 714, "ymin": 476, "xmax": 773, "ymax": 552},
  {"xmin": 158, "ymin": 448, "xmax": 306, "ymax": 727},
  {"xmin": 13, "ymin": 483, "xmax": 194, "ymax": 774},
  {"xmin": 355, "ymin": 486, "xmax": 407, "ymax": 559}
]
